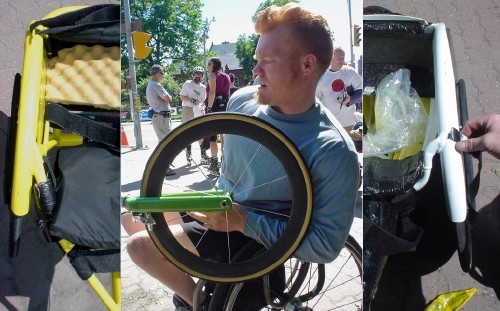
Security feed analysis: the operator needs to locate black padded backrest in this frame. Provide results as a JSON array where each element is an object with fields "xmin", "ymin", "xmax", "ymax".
[
  {"xmin": 29, "ymin": 4, "xmax": 119, "ymax": 56},
  {"xmin": 363, "ymin": 18, "xmax": 435, "ymax": 98}
]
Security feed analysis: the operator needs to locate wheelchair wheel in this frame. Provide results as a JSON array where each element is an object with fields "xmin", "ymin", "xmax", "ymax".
[
  {"xmin": 209, "ymin": 235, "xmax": 362, "ymax": 310},
  {"xmin": 142, "ymin": 113, "xmax": 313, "ymax": 283},
  {"xmin": 455, "ymin": 79, "xmax": 474, "ymax": 272}
]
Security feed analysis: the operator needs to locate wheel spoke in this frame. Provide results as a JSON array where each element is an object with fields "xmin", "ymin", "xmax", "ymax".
[
  {"xmin": 230, "ymin": 144, "xmax": 262, "ymax": 192},
  {"xmin": 189, "ymin": 151, "xmax": 217, "ymax": 190},
  {"xmin": 194, "ymin": 217, "xmax": 214, "ymax": 250},
  {"xmin": 234, "ymin": 175, "xmax": 288, "ymax": 196},
  {"xmin": 242, "ymin": 206, "xmax": 290, "ymax": 218},
  {"xmin": 311, "ymin": 253, "xmax": 361, "ymax": 310},
  {"xmin": 233, "ymin": 207, "xmax": 269, "ymax": 250},
  {"xmin": 225, "ymin": 210, "xmax": 231, "ymax": 263},
  {"xmin": 163, "ymin": 212, "xmax": 193, "ymax": 224}
]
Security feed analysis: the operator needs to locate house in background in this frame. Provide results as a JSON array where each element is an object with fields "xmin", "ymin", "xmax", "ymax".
[
  {"xmin": 172, "ymin": 41, "xmax": 248, "ymax": 87},
  {"xmin": 209, "ymin": 41, "xmax": 247, "ymax": 87}
]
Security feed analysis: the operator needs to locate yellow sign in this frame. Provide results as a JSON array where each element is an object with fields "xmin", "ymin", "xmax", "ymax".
[{"xmin": 132, "ymin": 31, "xmax": 153, "ymax": 59}]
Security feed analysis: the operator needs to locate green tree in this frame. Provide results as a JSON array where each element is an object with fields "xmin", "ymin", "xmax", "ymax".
[
  {"xmin": 235, "ymin": 34, "xmax": 259, "ymax": 80},
  {"xmin": 139, "ymin": 74, "xmax": 181, "ymax": 107},
  {"xmin": 121, "ymin": 0, "xmax": 204, "ymax": 82},
  {"xmin": 122, "ymin": 74, "xmax": 182, "ymax": 112},
  {"xmin": 235, "ymin": 0, "xmax": 298, "ymax": 79}
]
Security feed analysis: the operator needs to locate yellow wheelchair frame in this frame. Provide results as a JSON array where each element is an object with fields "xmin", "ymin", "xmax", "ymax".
[{"xmin": 9, "ymin": 6, "xmax": 120, "ymax": 310}]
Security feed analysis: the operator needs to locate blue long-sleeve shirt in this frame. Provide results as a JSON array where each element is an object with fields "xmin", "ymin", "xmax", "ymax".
[{"xmin": 217, "ymin": 86, "xmax": 359, "ymax": 263}]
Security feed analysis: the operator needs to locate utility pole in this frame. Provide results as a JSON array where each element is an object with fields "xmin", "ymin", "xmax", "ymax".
[
  {"xmin": 347, "ymin": 0, "xmax": 355, "ymax": 68},
  {"xmin": 203, "ymin": 17, "xmax": 215, "ymax": 83},
  {"xmin": 124, "ymin": 0, "xmax": 143, "ymax": 148}
]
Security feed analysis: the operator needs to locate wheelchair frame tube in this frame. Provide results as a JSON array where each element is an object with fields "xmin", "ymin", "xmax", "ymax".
[
  {"xmin": 431, "ymin": 23, "xmax": 467, "ymax": 223},
  {"xmin": 124, "ymin": 191, "xmax": 233, "ymax": 213},
  {"xmin": 59, "ymin": 240, "xmax": 120, "ymax": 311},
  {"xmin": 11, "ymin": 25, "xmax": 48, "ymax": 217}
]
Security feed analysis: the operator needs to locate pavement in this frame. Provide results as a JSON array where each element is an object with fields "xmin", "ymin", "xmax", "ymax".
[
  {"xmin": 364, "ymin": 1, "xmax": 500, "ymax": 310},
  {"xmin": 120, "ymin": 121, "xmax": 364, "ymax": 310},
  {"xmin": 0, "ymin": 1, "xmax": 117, "ymax": 310}
]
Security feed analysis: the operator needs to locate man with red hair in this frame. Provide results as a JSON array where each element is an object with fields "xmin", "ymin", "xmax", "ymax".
[{"xmin": 125, "ymin": 4, "xmax": 359, "ymax": 310}]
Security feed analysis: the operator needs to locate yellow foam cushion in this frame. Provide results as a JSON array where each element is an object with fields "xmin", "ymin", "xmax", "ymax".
[{"xmin": 46, "ymin": 45, "xmax": 120, "ymax": 110}]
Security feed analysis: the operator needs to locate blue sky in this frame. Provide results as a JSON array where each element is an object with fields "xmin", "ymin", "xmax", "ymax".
[{"xmin": 200, "ymin": 0, "xmax": 363, "ymax": 63}]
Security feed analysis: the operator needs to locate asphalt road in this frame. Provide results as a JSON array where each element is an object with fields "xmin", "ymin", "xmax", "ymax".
[{"xmin": 364, "ymin": 1, "xmax": 499, "ymax": 310}]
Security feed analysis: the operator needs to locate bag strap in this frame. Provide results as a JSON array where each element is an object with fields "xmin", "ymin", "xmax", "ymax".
[
  {"xmin": 364, "ymin": 190, "xmax": 423, "ymax": 255},
  {"xmin": 29, "ymin": 4, "xmax": 119, "ymax": 44},
  {"xmin": 67, "ymin": 246, "xmax": 120, "ymax": 280},
  {"xmin": 45, "ymin": 103, "xmax": 119, "ymax": 149},
  {"xmin": 364, "ymin": 212, "xmax": 423, "ymax": 255},
  {"xmin": 466, "ymin": 151, "xmax": 482, "ymax": 212}
]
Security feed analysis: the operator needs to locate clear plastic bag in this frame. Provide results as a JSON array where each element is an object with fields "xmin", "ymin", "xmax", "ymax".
[{"xmin": 364, "ymin": 68, "xmax": 428, "ymax": 157}]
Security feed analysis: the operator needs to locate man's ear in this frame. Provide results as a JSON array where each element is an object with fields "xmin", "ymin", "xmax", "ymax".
[{"xmin": 302, "ymin": 53, "xmax": 317, "ymax": 76}]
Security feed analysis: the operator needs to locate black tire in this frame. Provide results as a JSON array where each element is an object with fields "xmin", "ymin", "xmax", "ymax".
[
  {"xmin": 298, "ymin": 235, "xmax": 362, "ymax": 310},
  {"xmin": 455, "ymin": 79, "xmax": 474, "ymax": 272},
  {"xmin": 142, "ymin": 113, "xmax": 313, "ymax": 283},
  {"xmin": 210, "ymin": 235, "xmax": 363, "ymax": 310},
  {"xmin": 456, "ymin": 220, "xmax": 472, "ymax": 272},
  {"xmin": 5, "ymin": 73, "xmax": 21, "ymax": 204},
  {"xmin": 6, "ymin": 74, "xmax": 22, "ymax": 257},
  {"xmin": 344, "ymin": 234, "xmax": 363, "ymax": 277}
]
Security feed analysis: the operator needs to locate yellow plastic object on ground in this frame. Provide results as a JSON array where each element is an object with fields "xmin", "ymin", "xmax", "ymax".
[{"xmin": 424, "ymin": 288, "xmax": 477, "ymax": 311}]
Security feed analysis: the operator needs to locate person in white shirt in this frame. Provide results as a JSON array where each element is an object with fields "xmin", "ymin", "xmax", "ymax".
[
  {"xmin": 179, "ymin": 66, "xmax": 209, "ymax": 163},
  {"xmin": 316, "ymin": 47, "xmax": 362, "ymax": 131}
]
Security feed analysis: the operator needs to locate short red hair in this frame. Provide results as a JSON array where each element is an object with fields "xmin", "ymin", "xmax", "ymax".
[{"xmin": 254, "ymin": 3, "xmax": 333, "ymax": 73}]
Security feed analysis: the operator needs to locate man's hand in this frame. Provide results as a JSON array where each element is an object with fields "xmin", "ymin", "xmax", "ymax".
[
  {"xmin": 455, "ymin": 113, "xmax": 500, "ymax": 159},
  {"xmin": 157, "ymin": 95, "xmax": 169, "ymax": 103},
  {"xmin": 157, "ymin": 95, "xmax": 171, "ymax": 103},
  {"xmin": 342, "ymin": 92, "xmax": 351, "ymax": 106},
  {"xmin": 189, "ymin": 203, "xmax": 248, "ymax": 233}
]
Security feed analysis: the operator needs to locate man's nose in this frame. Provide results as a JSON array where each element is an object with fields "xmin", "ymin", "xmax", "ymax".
[{"xmin": 252, "ymin": 62, "xmax": 262, "ymax": 76}]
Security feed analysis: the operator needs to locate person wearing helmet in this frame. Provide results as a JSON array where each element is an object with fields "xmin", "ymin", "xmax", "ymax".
[{"xmin": 179, "ymin": 66, "xmax": 209, "ymax": 164}]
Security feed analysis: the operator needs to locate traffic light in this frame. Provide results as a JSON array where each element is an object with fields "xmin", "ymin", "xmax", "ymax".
[
  {"xmin": 353, "ymin": 24, "xmax": 361, "ymax": 47},
  {"xmin": 132, "ymin": 31, "xmax": 153, "ymax": 59}
]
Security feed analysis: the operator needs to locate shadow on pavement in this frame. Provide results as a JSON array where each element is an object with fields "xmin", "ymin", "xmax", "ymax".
[
  {"xmin": 0, "ymin": 111, "xmax": 64, "ymax": 310},
  {"xmin": 470, "ymin": 194, "xmax": 500, "ymax": 298},
  {"xmin": 121, "ymin": 180, "xmax": 142, "ymax": 193}
]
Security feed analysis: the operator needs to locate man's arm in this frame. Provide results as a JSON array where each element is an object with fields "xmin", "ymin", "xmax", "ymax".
[
  {"xmin": 179, "ymin": 81, "xmax": 198, "ymax": 105},
  {"xmin": 160, "ymin": 92, "xmax": 172, "ymax": 103},
  {"xmin": 346, "ymin": 70, "xmax": 362, "ymax": 105},
  {"xmin": 243, "ymin": 150, "xmax": 359, "ymax": 263},
  {"xmin": 155, "ymin": 82, "xmax": 171, "ymax": 103},
  {"xmin": 180, "ymin": 95, "xmax": 200, "ymax": 105},
  {"xmin": 207, "ymin": 73, "xmax": 216, "ymax": 108}
]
